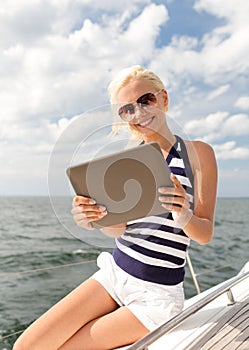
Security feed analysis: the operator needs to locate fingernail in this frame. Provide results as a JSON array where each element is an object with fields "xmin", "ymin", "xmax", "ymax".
[
  {"xmin": 99, "ymin": 206, "xmax": 106, "ymax": 212},
  {"xmin": 89, "ymin": 199, "xmax": 96, "ymax": 204}
]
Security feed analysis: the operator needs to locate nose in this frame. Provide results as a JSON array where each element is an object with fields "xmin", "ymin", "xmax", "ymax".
[{"xmin": 134, "ymin": 103, "xmax": 147, "ymax": 117}]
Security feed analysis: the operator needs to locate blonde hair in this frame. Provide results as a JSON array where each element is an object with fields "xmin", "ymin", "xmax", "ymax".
[
  {"xmin": 108, "ymin": 65, "xmax": 165, "ymax": 104},
  {"xmin": 108, "ymin": 65, "xmax": 166, "ymax": 139}
]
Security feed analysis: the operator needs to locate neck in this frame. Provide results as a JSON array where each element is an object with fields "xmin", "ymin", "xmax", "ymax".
[{"xmin": 143, "ymin": 127, "xmax": 176, "ymax": 156}]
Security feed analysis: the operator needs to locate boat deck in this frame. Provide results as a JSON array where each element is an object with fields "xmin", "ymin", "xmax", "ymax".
[
  {"xmin": 186, "ymin": 296, "xmax": 249, "ymax": 350},
  {"xmin": 118, "ymin": 264, "xmax": 249, "ymax": 350},
  {"xmin": 123, "ymin": 267, "xmax": 249, "ymax": 350}
]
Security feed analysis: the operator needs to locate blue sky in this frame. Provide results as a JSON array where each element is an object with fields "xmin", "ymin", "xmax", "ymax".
[{"xmin": 0, "ymin": 0, "xmax": 249, "ymax": 197}]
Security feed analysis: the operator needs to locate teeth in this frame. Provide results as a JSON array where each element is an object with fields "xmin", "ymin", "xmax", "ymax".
[{"xmin": 139, "ymin": 117, "xmax": 153, "ymax": 127}]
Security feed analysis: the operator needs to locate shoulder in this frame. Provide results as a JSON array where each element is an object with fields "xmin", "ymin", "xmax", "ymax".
[
  {"xmin": 186, "ymin": 140, "xmax": 215, "ymax": 157},
  {"xmin": 184, "ymin": 139, "xmax": 217, "ymax": 174}
]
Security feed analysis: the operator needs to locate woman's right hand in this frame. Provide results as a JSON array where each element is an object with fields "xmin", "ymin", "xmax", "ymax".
[{"xmin": 71, "ymin": 195, "xmax": 107, "ymax": 230}]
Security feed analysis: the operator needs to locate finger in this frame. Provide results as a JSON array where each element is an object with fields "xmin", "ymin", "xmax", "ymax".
[
  {"xmin": 161, "ymin": 203, "xmax": 180, "ymax": 213},
  {"xmin": 74, "ymin": 212, "xmax": 107, "ymax": 230},
  {"xmin": 159, "ymin": 195, "xmax": 188, "ymax": 208},
  {"xmin": 73, "ymin": 206, "xmax": 107, "ymax": 220},
  {"xmin": 158, "ymin": 187, "xmax": 183, "ymax": 196},
  {"xmin": 75, "ymin": 211, "xmax": 107, "ymax": 222},
  {"xmin": 71, "ymin": 204, "xmax": 106, "ymax": 215},
  {"xmin": 170, "ymin": 173, "xmax": 184, "ymax": 189},
  {"xmin": 158, "ymin": 185, "xmax": 186, "ymax": 204},
  {"xmin": 158, "ymin": 186, "xmax": 174, "ymax": 195},
  {"xmin": 72, "ymin": 195, "xmax": 96, "ymax": 207}
]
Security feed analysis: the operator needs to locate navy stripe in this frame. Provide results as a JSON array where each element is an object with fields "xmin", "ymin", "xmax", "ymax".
[
  {"xmin": 169, "ymin": 166, "xmax": 186, "ymax": 177},
  {"xmin": 166, "ymin": 148, "xmax": 180, "ymax": 163},
  {"xmin": 113, "ymin": 248, "xmax": 185, "ymax": 285},
  {"xmin": 157, "ymin": 212, "xmax": 173, "ymax": 219},
  {"xmin": 118, "ymin": 237, "xmax": 185, "ymax": 265},
  {"xmin": 175, "ymin": 135, "xmax": 194, "ymax": 193},
  {"xmin": 123, "ymin": 232, "xmax": 188, "ymax": 251}
]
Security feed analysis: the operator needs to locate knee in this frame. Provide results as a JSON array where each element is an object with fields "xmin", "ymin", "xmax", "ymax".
[
  {"xmin": 13, "ymin": 338, "xmax": 24, "ymax": 350},
  {"xmin": 13, "ymin": 335, "xmax": 34, "ymax": 350}
]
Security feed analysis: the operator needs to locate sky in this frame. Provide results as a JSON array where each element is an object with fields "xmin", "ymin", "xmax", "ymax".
[{"xmin": 0, "ymin": 0, "xmax": 249, "ymax": 198}]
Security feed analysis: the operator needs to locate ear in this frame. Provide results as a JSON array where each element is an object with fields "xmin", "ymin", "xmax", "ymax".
[{"xmin": 162, "ymin": 89, "xmax": 169, "ymax": 112}]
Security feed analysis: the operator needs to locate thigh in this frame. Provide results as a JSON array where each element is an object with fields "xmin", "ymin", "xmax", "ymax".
[
  {"xmin": 14, "ymin": 278, "xmax": 118, "ymax": 350},
  {"xmin": 59, "ymin": 306, "xmax": 149, "ymax": 350}
]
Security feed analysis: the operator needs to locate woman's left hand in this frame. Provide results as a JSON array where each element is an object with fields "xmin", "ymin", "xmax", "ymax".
[{"xmin": 158, "ymin": 173, "xmax": 193, "ymax": 228}]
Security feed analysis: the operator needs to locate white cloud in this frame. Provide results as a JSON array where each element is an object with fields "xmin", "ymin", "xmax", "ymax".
[
  {"xmin": 184, "ymin": 112, "xmax": 249, "ymax": 160},
  {"xmin": 213, "ymin": 141, "xmax": 249, "ymax": 159},
  {"xmin": 0, "ymin": 0, "xmax": 249, "ymax": 195},
  {"xmin": 184, "ymin": 111, "xmax": 249, "ymax": 141},
  {"xmin": 207, "ymin": 84, "xmax": 230, "ymax": 101},
  {"xmin": 150, "ymin": 0, "xmax": 249, "ymax": 90},
  {"xmin": 195, "ymin": 0, "xmax": 249, "ymax": 80},
  {"xmin": 122, "ymin": 4, "xmax": 168, "ymax": 59},
  {"xmin": 0, "ymin": 2, "xmax": 168, "ymax": 125},
  {"xmin": 0, "ymin": 0, "xmax": 55, "ymax": 47},
  {"xmin": 0, "ymin": 0, "xmax": 151, "ymax": 43},
  {"xmin": 235, "ymin": 96, "xmax": 249, "ymax": 110},
  {"xmin": 184, "ymin": 111, "xmax": 229, "ymax": 138},
  {"xmin": 0, "ymin": 1, "xmax": 170, "ymax": 195},
  {"xmin": 194, "ymin": 0, "xmax": 249, "ymax": 26},
  {"xmin": 223, "ymin": 113, "xmax": 249, "ymax": 136}
]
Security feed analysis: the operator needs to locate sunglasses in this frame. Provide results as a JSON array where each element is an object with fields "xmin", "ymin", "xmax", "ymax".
[{"xmin": 118, "ymin": 89, "xmax": 163, "ymax": 122}]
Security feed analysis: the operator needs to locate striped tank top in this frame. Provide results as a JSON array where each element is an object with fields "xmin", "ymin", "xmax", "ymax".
[{"xmin": 112, "ymin": 135, "xmax": 194, "ymax": 285}]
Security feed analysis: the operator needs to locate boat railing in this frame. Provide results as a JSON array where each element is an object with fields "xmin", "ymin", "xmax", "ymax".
[
  {"xmin": 126, "ymin": 269, "xmax": 249, "ymax": 350},
  {"xmin": 186, "ymin": 253, "xmax": 201, "ymax": 294}
]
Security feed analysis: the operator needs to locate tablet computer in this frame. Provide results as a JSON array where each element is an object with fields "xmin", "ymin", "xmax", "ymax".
[{"xmin": 66, "ymin": 142, "xmax": 173, "ymax": 228}]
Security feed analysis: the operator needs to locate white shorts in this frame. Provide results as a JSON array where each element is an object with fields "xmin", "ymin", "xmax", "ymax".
[{"xmin": 91, "ymin": 252, "xmax": 184, "ymax": 331}]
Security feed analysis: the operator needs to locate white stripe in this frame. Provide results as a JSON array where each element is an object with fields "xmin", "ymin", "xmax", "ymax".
[
  {"xmin": 116, "ymin": 240, "xmax": 185, "ymax": 268},
  {"xmin": 176, "ymin": 141, "xmax": 181, "ymax": 152},
  {"xmin": 120, "ymin": 235, "xmax": 186, "ymax": 259},
  {"xmin": 169, "ymin": 157, "xmax": 184, "ymax": 168},
  {"xmin": 175, "ymin": 174, "xmax": 192, "ymax": 188},
  {"xmin": 125, "ymin": 227, "xmax": 190, "ymax": 245},
  {"xmin": 187, "ymin": 194, "xmax": 194, "ymax": 203},
  {"xmin": 128, "ymin": 213, "xmax": 193, "ymax": 229},
  {"xmin": 128, "ymin": 215, "xmax": 175, "ymax": 227}
]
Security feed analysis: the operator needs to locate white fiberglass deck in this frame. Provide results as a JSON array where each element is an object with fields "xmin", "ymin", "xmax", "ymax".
[{"xmin": 118, "ymin": 262, "xmax": 249, "ymax": 350}]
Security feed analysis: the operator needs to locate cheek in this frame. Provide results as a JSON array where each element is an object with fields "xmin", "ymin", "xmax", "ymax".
[{"xmin": 156, "ymin": 109, "xmax": 167, "ymax": 124}]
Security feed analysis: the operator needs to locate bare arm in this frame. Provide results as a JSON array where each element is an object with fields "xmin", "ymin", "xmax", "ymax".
[
  {"xmin": 186, "ymin": 141, "xmax": 218, "ymax": 244},
  {"xmin": 159, "ymin": 141, "xmax": 218, "ymax": 245}
]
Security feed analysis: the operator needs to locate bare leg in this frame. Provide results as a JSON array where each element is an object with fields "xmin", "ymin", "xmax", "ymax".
[
  {"xmin": 58, "ymin": 306, "xmax": 149, "ymax": 350},
  {"xmin": 13, "ymin": 279, "xmax": 119, "ymax": 350}
]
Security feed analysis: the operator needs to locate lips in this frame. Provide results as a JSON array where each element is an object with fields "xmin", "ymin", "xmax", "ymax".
[{"xmin": 136, "ymin": 116, "xmax": 155, "ymax": 128}]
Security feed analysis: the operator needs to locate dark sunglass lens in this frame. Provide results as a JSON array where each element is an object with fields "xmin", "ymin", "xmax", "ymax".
[
  {"xmin": 124, "ymin": 103, "xmax": 135, "ymax": 114},
  {"xmin": 137, "ymin": 93, "xmax": 157, "ymax": 105},
  {"xmin": 118, "ymin": 103, "xmax": 135, "ymax": 118}
]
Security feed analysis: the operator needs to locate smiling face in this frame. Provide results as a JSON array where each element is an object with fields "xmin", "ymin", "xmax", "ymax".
[{"xmin": 116, "ymin": 78, "xmax": 168, "ymax": 141}]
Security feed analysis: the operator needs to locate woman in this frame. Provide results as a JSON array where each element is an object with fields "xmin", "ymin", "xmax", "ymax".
[{"xmin": 14, "ymin": 66, "xmax": 217, "ymax": 350}]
